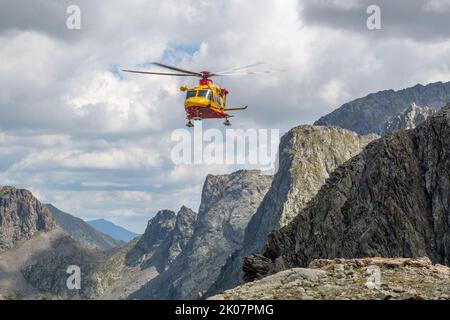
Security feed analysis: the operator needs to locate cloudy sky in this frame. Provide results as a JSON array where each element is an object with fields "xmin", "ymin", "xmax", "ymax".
[{"xmin": 1, "ymin": 0, "xmax": 450, "ymax": 232}]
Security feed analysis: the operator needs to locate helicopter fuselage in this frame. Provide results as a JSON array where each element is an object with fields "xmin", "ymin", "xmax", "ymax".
[{"xmin": 181, "ymin": 81, "xmax": 231, "ymax": 120}]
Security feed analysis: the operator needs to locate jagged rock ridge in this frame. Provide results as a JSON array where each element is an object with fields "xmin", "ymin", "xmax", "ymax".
[
  {"xmin": 314, "ymin": 81, "xmax": 450, "ymax": 135},
  {"xmin": 143, "ymin": 206, "xmax": 198, "ymax": 272},
  {"xmin": 0, "ymin": 186, "xmax": 55, "ymax": 252},
  {"xmin": 125, "ymin": 209, "xmax": 176, "ymax": 266},
  {"xmin": 129, "ymin": 170, "xmax": 272, "ymax": 300},
  {"xmin": 206, "ymin": 126, "xmax": 377, "ymax": 297},
  {"xmin": 244, "ymin": 104, "xmax": 450, "ymax": 281}
]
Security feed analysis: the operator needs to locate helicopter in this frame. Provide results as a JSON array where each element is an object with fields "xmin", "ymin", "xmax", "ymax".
[{"xmin": 122, "ymin": 62, "xmax": 273, "ymax": 127}]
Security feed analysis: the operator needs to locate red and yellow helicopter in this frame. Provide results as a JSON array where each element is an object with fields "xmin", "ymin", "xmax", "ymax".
[{"xmin": 122, "ymin": 62, "xmax": 272, "ymax": 127}]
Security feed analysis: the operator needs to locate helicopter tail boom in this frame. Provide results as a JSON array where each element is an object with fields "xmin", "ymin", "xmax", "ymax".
[{"xmin": 224, "ymin": 106, "xmax": 248, "ymax": 111}]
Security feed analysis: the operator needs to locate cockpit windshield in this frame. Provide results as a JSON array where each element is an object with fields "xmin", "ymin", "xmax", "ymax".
[
  {"xmin": 186, "ymin": 90, "xmax": 196, "ymax": 99},
  {"xmin": 197, "ymin": 90, "xmax": 210, "ymax": 99}
]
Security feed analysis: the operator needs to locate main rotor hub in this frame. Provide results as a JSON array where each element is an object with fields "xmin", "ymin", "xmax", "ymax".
[{"xmin": 199, "ymin": 77, "xmax": 213, "ymax": 86}]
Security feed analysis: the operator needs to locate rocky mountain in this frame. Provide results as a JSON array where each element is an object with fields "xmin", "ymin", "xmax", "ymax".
[
  {"xmin": 384, "ymin": 103, "xmax": 435, "ymax": 134},
  {"xmin": 244, "ymin": 104, "xmax": 450, "ymax": 281},
  {"xmin": 0, "ymin": 187, "xmax": 109, "ymax": 299},
  {"xmin": 314, "ymin": 81, "xmax": 450, "ymax": 135},
  {"xmin": 206, "ymin": 126, "xmax": 377, "ymax": 297},
  {"xmin": 125, "ymin": 209, "xmax": 177, "ymax": 267},
  {"xmin": 46, "ymin": 204, "xmax": 123, "ymax": 250},
  {"xmin": 129, "ymin": 170, "xmax": 272, "ymax": 300},
  {"xmin": 144, "ymin": 206, "xmax": 197, "ymax": 272},
  {"xmin": 0, "ymin": 186, "xmax": 55, "ymax": 252},
  {"xmin": 87, "ymin": 219, "xmax": 138, "ymax": 243},
  {"xmin": 21, "ymin": 233, "xmax": 108, "ymax": 299},
  {"xmin": 212, "ymin": 257, "xmax": 450, "ymax": 300},
  {"xmin": 96, "ymin": 206, "xmax": 197, "ymax": 299}
]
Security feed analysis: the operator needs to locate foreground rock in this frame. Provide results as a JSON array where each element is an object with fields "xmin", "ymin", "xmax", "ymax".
[
  {"xmin": 245, "ymin": 104, "xmax": 450, "ymax": 281},
  {"xmin": 130, "ymin": 170, "xmax": 272, "ymax": 299},
  {"xmin": 207, "ymin": 126, "xmax": 376, "ymax": 297},
  {"xmin": 212, "ymin": 257, "xmax": 450, "ymax": 300},
  {"xmin": 0, "ymin": 186, "xmax": 55, "ymax": 252},
  {"xmin": 315, "ymin": 81, "xmax": 450, "ymax": 135}
]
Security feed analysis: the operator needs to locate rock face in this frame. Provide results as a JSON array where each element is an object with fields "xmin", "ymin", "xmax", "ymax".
[
  {"xmin": 384, "ymin": 103, "xmax": 435, "ymax": 134},
  {"xmin": 314, "ymin": 81, "xmax": 450, "ymax": 135},
  {"xmin": 129, "ymin": 170, "xmax": 272, "ymax": 299},
  {"xmin": 22, "ymin": 234, "xmax": 108, "ymax": 299},
  {"xmin": 244, "ymin": 105, "xmax": 450, "ymax": 281},
  {"xmin": 212, "ymin": 257, "xmax": 450, "ymax": 300},
  {"xmin": 0, "ymin": 186, "xmax": 55, "ymax": 252},
  {"xmin": 125, "ymin": 209, "xmax": 176, "ymax": 266},
  {"xmin": 143, "ymin": 206, "xmax": 197, "ymax": 272},
  {"xmin": 46, "ymin": 204, "xmax": 123, "ymax": 251},
  {"xmin": 206, "ymin": 126, "xmax": 377, "ymax": 297}
]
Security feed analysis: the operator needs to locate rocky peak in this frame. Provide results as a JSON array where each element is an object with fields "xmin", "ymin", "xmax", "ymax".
[
  {"xmin": 206, "ymin": 126, "xmax": 377, "ymax": 297},
  {"xmin": 244, "ymin": 104, "xmax": 450, "ymax": 281},
  {"xmin": 143, "ymin": 205, "xmax": 198, "ymax": 272},
  {"xmin": 167, "ymin": 206, "xmax": 197, "ymax": 264},
  {"xmin": 384, "ymin": 103, "xmax": 435, "ymax": 134},
  {"xmin": 129, "ymin": 170, "xmax": 272, "ymax": 300},
  {"xmin": 125, "ymin": 209, "xmax": 176, "ymax": 266},
  {"xmin": 197, "ymin": 170, "xmax": 272, "ymax": 242},
  {"xmin": 0, "ymin": 186, "xmax": 55, "ymax": 252}
]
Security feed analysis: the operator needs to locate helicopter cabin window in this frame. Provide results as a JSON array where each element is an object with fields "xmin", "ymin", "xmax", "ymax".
[
  {"xmin": 186, "ymin": 90, "xmax": 197, "ymax": 99},
  {"xmin": 197, "ymin": 90, "xmax": 210, "ymax": 99}
]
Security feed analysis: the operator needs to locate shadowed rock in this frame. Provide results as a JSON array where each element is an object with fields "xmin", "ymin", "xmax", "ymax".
[
  {"xmin": 245, "ymin": 104, "xmax": 450, "ymax": 281},
  {"xmin": 206, "ymin": 126, "xmax": 376, "ymax": 297}
]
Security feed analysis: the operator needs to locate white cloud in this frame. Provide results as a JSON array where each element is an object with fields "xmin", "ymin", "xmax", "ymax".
[
  {"xmin": 1, "ymin": 0, "xmax": 450, "ymax": 231},
  {"xmin": 320, "ymin": 79, "xmax": 351, "ymax": 106},
  {"xmin": 423, "ymin": 0, "xmax": 450, "ymax": 12}
]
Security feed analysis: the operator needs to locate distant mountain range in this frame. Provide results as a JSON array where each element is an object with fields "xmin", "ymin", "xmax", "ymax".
[
  {"xmin": 46, "ymin": 204, "xmax": 123, "ymax": 250},
  {"xmin": 314, "ymin": 81, "xmax": 450, "ymax": 135},
  {"xmin": 88, "ymin": 219, "xmax": 139, "ymax": 242}
]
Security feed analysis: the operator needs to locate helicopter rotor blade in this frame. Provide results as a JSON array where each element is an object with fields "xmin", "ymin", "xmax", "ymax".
[
  {"xmin": 122, "ymin": 69, "xmax": 195, "ymax": 76},
  {"xmin": 213, "ymin": 62, "xmax": 266, "ymax": 74},
  {"xmin": 214, "ymin": 69, "xmax": 286, "ymax": 76},
  {"xmin": 151, "ymin": 62, "xmax": 203, "ymax": 77}
]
